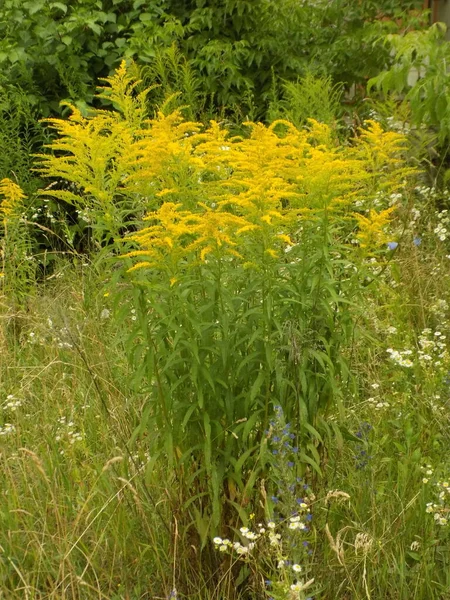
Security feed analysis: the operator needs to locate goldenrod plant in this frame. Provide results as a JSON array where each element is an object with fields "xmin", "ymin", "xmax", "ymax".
[
  {"xmin": 0, "ymin": 178, "xmax": 34, "ymax": 308},
  {"xmin": 37, "ymin": 63, "xmax": 416, "ymax": 247},
  {"xmin": 33, "ymin": 66, "xmax": 421, "ymax": 566},
  {"xmin": 3, "ymin": 54, "xmax": 450, "ymax": 598}
]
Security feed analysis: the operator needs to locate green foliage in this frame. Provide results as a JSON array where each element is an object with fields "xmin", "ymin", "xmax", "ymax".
[
  {"xmin": 121, "ymin": 215, "xmax": 360, "ymax": 541},
  {"xmin": 0, "ymin": 79, "xmax": 47, "ymax": 194},
  {"xmin": 0, "ymin": 0, "xmax": 178, "ymax": 115},
  {"xmin": 268, "ymin": 72, "xmax": 343, "ymax": 130},
  {"xmin": 140, "ymin": 43, "xmax": 207, "ymax": 120},
  {"xmin": 310, "ymin": 0, "xmax": 425, "ymax": 87},
  {"xmin": 0, "ymin": 0, "xmax": 426, "ymax": 121},
  {"xmin": 368, "ymin": 23, "xmax": 450, "ymax": 144}
]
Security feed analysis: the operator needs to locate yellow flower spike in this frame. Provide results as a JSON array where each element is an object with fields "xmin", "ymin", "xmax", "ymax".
[
  {"xmin": 277, "ymin": 234, "xmax": 294, "ymax": 245},
  {"xmin": 351, "ymin": 119, "xmax": 418, "ymax": 193},
  {"xmin": 30, "ymin": 59, "xmax": 420, "ymax": 272},
  {"xmin": 200, "ymin": 246, "xmax": 213, "ymax": 261},
  {"xmin": 306, "ymin": 118, "xmax": 336, "ymax": 147},
  {"xmin": 0, "ymin": 178, "xmax": 26, "ymax": 224},
  {"xmin": 157, "ymin": 188, "xmax": 178, "ymax": 198},
  {"xmin": 353, "ymin": 206, "xmax": 396, "ymax": 249},
  {"xmin": 265, "ymin": 249, "xmax": 278, "ymax": 258},
  {"xmin": 127, "ymin": 260, "xmax": 156, "ymax": 272}
]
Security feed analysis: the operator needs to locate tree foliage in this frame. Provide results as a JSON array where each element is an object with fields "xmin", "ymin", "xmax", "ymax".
[{"xmin": 0, "ymin": 0, "xmax": 426, "ymax": 118}]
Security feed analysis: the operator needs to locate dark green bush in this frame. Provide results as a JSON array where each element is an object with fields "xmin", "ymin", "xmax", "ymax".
[{"xmin": 0, "ymin": 0, "xmax": 426, "ymax": 119}]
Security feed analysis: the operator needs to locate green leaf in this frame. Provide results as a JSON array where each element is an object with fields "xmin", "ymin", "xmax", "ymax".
[
  {"xmin": 435, "ymin": 92, "xmax": 448, "ymax": 122},
  {"xmin": 407, "ymin": 551, "xmax": 421, "ymax": 561},
  {"xmin": 203, "ymin": 412, "xmax": 212, "ymax": 474},
  {"xmin": 250, "ymin": 369, "xmax": 265, "ymax": 403},
  {"xmin": 299, "ymin": 452, "xmax": 322, "ymax": 477},
  {"xmin": 234, "ymin": 445, "xmax": 257, "ymax": 474},
  {"xmin": 86, "ymin": 21, "xmax": 102, "ymax": 35},
  {"xmin": 192, "ymin": 508, "xmax": 210, "ymax": 547},
  {"xmin": 51, "ymin": 2, "xmax": 67, "ymax": 13},
  {"xmin": 139, "ymin": 13, "xmax": 153, "ymax": 22}
]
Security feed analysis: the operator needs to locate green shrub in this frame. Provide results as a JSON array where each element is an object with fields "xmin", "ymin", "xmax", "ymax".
[{"xmin": 368, "ymin": 23, "xmax": 450, "ymax": 144}]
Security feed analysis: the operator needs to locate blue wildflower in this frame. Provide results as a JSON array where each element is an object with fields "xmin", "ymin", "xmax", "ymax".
[
  {"xmin": 387, "ymin": 241, "xmax": 398, "ymax": 250},
  {"xmin": 413, "ymin": 236, "xmax": 422, "ymax": 246}
]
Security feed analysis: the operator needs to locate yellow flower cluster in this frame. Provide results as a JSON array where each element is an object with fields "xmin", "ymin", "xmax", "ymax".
[
  {"xmin": 352, "ymin": 120, "xmax": 416, "ymax": 192},
  {"xmin": 0, "ymin": 178, "xmax": 26, "ymax": 224},
  {"xmin": 36, "ymin": 62, "xmax": 418, "ymax": 271},
  {"xmin": 0, "ymin": 178, "xmax": 26, "ymax": 281},
  {"xmin": 125, "ymin": 116, "xmax": 416, "ymax": 271},
  {"xmin": 353, "ymin": 207, "xmax": 396, "ymax": 248},
  {"xmin": 126, "ymin": 201, "xmax": 257, "ymax": 272}
]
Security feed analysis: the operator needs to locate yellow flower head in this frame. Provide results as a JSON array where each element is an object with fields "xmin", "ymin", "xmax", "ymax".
[
  {"xmin": 0, "ymin": 178, "xmax": 26, "ymax": 223},
  {"xmin": 353, "ymin": 207, "xmax": 396, "ymax": 249}
]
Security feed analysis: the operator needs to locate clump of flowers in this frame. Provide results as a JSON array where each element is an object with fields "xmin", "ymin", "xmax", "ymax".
[
  {"xmin": 417, "ymin": 328, "xmax": 448, "ymax": 370},
  {"xmin": 212, "ymin": 405, "xmax": 316, "ymax": 599},
  {"xmin": 0, "ymin": 178, "xmax": 25, "ymax": 225},
  {"xmin": 423, "ymin": 466, "xmax": 450, "ymax": 526},
  {"xmin": 434, "ymin": 210, "xmax": 449, "ymax": 242},
  {"xmin": 35, "ymin": 62, "xmax": 419, "ymax": 266},
  {"xmin": 55, "ymin": 416, "xmax": 84, "ymax": 454},
  {"xmin": 0, "ymin": 423, "xmax": 15, "ymax": 437},
  {"xmin": 212, "ymin": 516, "xmax": 315, "ymax": 599},
  {"xmin": 2, "ymin": 394, "xmax": 23, "ymax": 412},
  {"xmin": 353, "ymin": 207, "xmax": 396, "ymax": 249},
  {"xmin": 386, "ymin": 347, "xmax": 414, "ymax": 368},
  {"xmin": 0, "ymin": 178, "xmax": 29, "ymax": 287}
]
